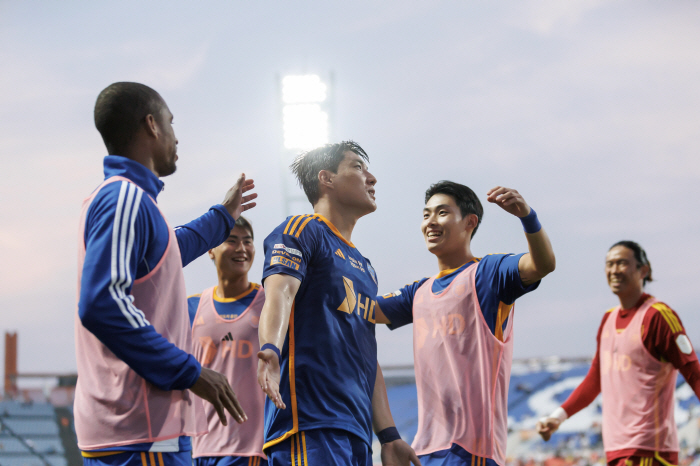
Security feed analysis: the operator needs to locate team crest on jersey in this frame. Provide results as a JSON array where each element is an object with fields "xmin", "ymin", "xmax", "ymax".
[{"xmin": 367, "ymin": 263, "xmax": 377, "ymax": 285}]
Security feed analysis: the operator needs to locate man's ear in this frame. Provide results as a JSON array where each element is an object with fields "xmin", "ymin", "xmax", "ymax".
[
  {"xmin": 318, "ymin": 170, "xmax": 334, "ymax": 191},
  {"xmin": 208, "ymin": 249, "xmax": 216, "ymax": 261},
  {"xmin": 639, "ymin": 264, "xmax": 650, "ymax": 282},
  {"xmin": 463, "ymin": 213, "xmax": 478, "ymax": 233},
  {"xmin": 144, "ymin": 114, "xmax": 159, "ymax": 139}
]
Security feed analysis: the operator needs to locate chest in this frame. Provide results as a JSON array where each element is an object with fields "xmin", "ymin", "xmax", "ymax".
[{"xmin": 300, "ymin": 238, "xmax": 378, "ymax": 326}]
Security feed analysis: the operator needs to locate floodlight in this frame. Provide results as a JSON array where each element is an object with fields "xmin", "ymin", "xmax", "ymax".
[
  {"xmin": 283, "ymin": 104, "xmax": 328, "ymax": 150},
  {"xmin": 282, "ymin": 74, "xmax": 329, "ymax": 150},
  {"xmin": 282, "ymin": 75, "xmax": 327, "ymax": 104}
]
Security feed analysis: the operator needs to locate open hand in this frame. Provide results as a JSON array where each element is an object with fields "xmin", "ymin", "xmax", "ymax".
[
  {"xmin": 257, "ymin": 349, "xmax": 286, "ymax": 409},
  {"xmin": 222, "ymin": 173, "xmax": 257, "ymax": 219},
  {"xmin": 536, "ymin": 417, "xmax": 561, "ymax": 441},
  {"xmin": 381, "ymin": 439, "xmax": 422, "ymax": 466},
  {"xmin": 189, "ymin": 367, "xmax": 247, "ymax": 426}
]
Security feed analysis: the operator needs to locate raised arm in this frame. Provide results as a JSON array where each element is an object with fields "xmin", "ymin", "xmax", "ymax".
[
  {"xmin": 372, "ymin": 364, "xmax": 421, "ymax": 466},
  {"xmin": 486, "ymin": 186, "xmax": 555, "ymax": 286},
  {"xmin": 257, "ymin": 273, "xmax": 301, "ymax": 409},
  {"xmin": 175, "ymin": 174, "xmax": 257, "ymax": 266}
]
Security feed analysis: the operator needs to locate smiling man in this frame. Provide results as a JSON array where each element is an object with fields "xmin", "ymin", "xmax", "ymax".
[
  {"xmin": 374, "ymin": 181, "xmax": 556, "ymax": 466},
  {"xmin": 538, "ymin": 241, "xmax": 700, "ymax": 466},
  {"xmin": 256, "ymin": 141, "xmax": 419, "ymax": 466},
  {"xmin": 188, "ymin": 216, "xmax": 268, "ymax": 466}
]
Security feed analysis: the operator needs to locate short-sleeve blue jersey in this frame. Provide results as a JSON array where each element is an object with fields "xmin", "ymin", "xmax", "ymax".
[
  {"xmin": 261, "ymin": 214, "xmax": 379, "ymax": 449},
  {"xmin": 377, "ymin": 254, "xmax": 538, "ymax": 339}
]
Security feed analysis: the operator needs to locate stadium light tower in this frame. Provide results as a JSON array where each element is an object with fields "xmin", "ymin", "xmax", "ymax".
[{"xmin": 280, "ymin": 73, "xmax": 332, "ymax": 215}]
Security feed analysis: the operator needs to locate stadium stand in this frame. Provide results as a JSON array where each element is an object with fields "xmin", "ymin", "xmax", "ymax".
[{"xmin": 0, "ymin": 399, "xmax": 79, "ymax": 466}]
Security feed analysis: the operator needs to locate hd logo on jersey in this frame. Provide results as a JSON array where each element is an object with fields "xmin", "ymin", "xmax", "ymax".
[{"xmin": 337, "ymin": 276, "xmax": 377, "ymax": 323}]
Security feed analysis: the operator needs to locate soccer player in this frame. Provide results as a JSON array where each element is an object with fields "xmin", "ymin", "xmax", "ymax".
[
  {"xmin": 77, "ymin": 82, "xmax": 256, "ymax": 466},
  {"xmin": 374, "ymin": 181, "xmax": 556, "ymax": 466},
  {"xmin": 188, "ymin": 216, "xmax": 267, "ymax": 466},
  {"xmin": 537, "ymin": 241, "xmax": 700, "ymax": 466},
  {"xmin": 256, "ymin": 141, "xmax": 420, "ymax": 466}
]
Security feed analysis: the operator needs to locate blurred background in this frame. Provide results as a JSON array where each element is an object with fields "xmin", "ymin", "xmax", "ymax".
[{"xmin": 2, "ymin": 1, "xmax": 700, "ymax": 464}]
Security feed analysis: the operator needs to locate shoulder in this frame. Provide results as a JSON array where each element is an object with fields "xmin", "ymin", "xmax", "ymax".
[
  {"xmin": 88, "ymin": 179, "xmax": 152, "ymax": 219},
  {"xmin": 266, "ymin": 215, "xmax": 322, "ymax": 241},
  {"xmin": 647, "ymin": 300, "xmax": 684, "ymax": 334}
]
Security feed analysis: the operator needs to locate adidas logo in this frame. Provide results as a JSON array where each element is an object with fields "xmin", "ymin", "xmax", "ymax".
[
  {"xmin": 335, "ymin": 249, "xmax": 345, "ymax": 259},
  {"xmin": 222, "ymin": 332, "xmax": 234, "ymax": 342}
]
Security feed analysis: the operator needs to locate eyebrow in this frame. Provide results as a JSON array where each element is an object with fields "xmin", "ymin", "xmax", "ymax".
[
  {"xmin": 228, "ymin": 234, "xmax": 253, "ymax": 240},
  {"xmin": 423, "ymin": 204, "xmax": 451, "ymax": 212}
]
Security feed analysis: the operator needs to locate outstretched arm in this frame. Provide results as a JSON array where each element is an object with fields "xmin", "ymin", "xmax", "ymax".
[
  {"xmin": 537, "ymin": 350, "xmax": 602, "ymax": 441},
  {"xmin": 175, "ymin": 173, "xmax": 257, "ymax": 266},
  {"xmin": 486, "ymin": 186, "xmax": 555, "ymax": 286},
  {"xmin": 257, "ymin": 273, "xmax": 301, "ymax": 409},
  {"xmin": 372, "ymin": 364, "xmax": 421, "ymax": 466}
]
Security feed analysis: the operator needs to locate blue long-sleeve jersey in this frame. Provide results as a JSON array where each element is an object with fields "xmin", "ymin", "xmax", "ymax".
[{"xmin": 78, "ymin": 155, "xmax": 236, "ymax": 392}]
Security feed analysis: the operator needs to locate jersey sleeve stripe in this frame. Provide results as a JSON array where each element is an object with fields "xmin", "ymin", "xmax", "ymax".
[
  {"xmin": 294, "ymin": 215, "xmax": 317, "ymax": 238},
  {"xmin": 107, "ymin": 181, "xmax": 149, "ymax": 329},
  {"xmin": 283, "ymin": 216, "xmax": 299, "ymax": 235},
  {"xmin": 654, "ymin": 303, "xmax": 682, "ymax": 333},
  {"xmin": 288, "ymin": 215, "xmax": 308, "ymax": 236}
]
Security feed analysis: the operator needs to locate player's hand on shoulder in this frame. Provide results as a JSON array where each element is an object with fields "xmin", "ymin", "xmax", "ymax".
[
  {"xmin": 257, "ymin": 349, "xmax": 286, "ymax": 409},
  {"xmin": 190, "ymin": 367, "xmax": 247, "ymax": 426},
  {"xmin": 487, "ymin": 186, "xmax": 530, "ymax": 218},
  {"xmin": 536, "ymin": 416, "xmax": 561, "ymax": 441},
  {"xmin": 222, "ymin": 173, "xmax": 257, "ymax": 219},
  {"xmin": 381, "ymin": 439, "xmax": 422, "ymax": 466}
]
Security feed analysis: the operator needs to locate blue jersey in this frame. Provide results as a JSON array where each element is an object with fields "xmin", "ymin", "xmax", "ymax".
[
  {"xmin": 261, "ymin": 214, "xmax": 379, "ymax": 449},
  {"xmin": 377, "ymin": 254, "xmax": 538, "ymax": 339},
  {"xmin": 188, "ymin": 284, "xmax": 261, "ymax": 325}
]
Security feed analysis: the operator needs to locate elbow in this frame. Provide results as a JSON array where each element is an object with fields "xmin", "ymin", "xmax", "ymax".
[{"xmin": 543, "ymin": 256, "xmax": 556, "ymax": 276}]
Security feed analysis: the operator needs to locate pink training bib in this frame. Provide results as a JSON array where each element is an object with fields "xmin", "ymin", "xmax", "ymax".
[
  {"xmin": 75, "ymin": 176, "xmax": 206, "ymax": 450},
  {"xmin": 600, "ymin": 298, "xmax": 678, "ymax": 453},
  {"xmin": 191, "ymin": 286, "xmax": 267, "ymax": 458},
  {"xmin": 411, "ymin": 264, "xmax": 513, "ymax": 466}
]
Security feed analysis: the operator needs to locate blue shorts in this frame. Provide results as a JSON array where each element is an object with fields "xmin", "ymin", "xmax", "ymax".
[
  {"xmin": 83, "ymin": 451, "xmax": 192, "ymax": 466},
  {"xmin": 266, "ymin": 429, "xmax": 371, "ymax": 466},
  {"xmin": 194, "ymin": 456, "xmax": 268, "ymax": 466},
  {"xmin": 419, "ymin": 444, "xmax": 499, "ymax": 466}
]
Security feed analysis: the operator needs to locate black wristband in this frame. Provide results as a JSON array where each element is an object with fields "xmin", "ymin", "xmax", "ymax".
[{"xmin": 377, "ymin": 426, "xmax": 401, "ymax": 444}]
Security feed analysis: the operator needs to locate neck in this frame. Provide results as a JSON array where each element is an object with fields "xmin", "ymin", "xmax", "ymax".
[
  {"xmin": 216, "ymin": 273, "xmax": 251, "ymax": 299},
  {"xmin": 314, "ymin": 198, "xmax": 359, "ymax": 243},
  {"xmin": 436, "ymin": 244, "xmax": 475, "ymax": 272},
  {"xmin": 618, "ymin": 288, "xmax": 644, "ymax": 310},
  {"xmin": 121, "ymin": 146, "xmax": 158, "ymax": 178}
]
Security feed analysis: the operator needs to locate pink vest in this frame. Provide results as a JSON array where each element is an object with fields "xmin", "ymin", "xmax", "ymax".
[
  {"xmin": 412, "ymin": 265, "xmax": 513, "ymax": 466},
  {"xmin": 600, "ymin": 298, "xmax": 678, "ymax": 453},
  {"xmin": 74, "ymin": 176, "xmax": 206, "ymax": 450},
  {"xmin": 191, "ymin": 286, "xmax": 267, "ymax": 458}
]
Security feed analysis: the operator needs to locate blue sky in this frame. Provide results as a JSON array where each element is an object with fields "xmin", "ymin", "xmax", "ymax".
[{"xmin": 2, "ymin": 1, "xmax": 700, "ymax": 373}]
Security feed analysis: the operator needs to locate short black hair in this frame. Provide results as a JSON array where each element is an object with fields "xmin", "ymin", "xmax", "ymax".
[
  {"xmin": 94, "ymin": 82, "xmax": 165, "ymax": 155},
  {"xmin": 290, "ymin": 141, "xmax": 369, "ymax": 205},
  {"xmin": 424, "ymin": 181, "xmax": 483, "ymax": 238},
  {"xmin": 234, "ymin": 216, "xmax": 254, "ymax": 240},
  {"xmin": 609, "ymin": 240, "xmax": 653, "ymax": 285}
]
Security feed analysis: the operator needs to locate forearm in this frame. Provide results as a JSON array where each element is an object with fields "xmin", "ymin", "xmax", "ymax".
[
  {"xmin": 679, "ymin": 360, "xmax": 700, "ymax": 401},
  {"xmin": 258, "ymin": 275, "xmax": 299, "ymax": 348},
  {"xmin": 175, "ymin": 205, "xmax": 236, "ymax": 267},
  {"xmin": 560, "ymin": 358, "xmax": 601, "ymax": 417},
  {"xmin": 525, "ymin": 227, "xmax": 555, "ymax": 275},
  {"xmin": 372, "ymin": 363, "xmax": 396, "ymax": 432},
  {"xmin": 80, "ymin": 300, "xmax": 201, "ymax": 391}
]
